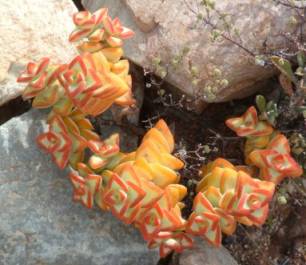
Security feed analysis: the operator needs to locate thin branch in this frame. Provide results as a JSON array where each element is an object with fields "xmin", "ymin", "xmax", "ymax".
[
  {"xmin": 203, "ymin": 17, "xmax": 257, "ymax": 57},
  {"xmin": 183, "ymin": 0, "xmax": 256, "ymax": 57},
  {"xmin": 275, "ymin": 0, "xmax": 306, "ymax": 9}
]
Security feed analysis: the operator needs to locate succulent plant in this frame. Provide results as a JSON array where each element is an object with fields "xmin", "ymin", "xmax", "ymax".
[
  {"xmin": 249, "ymin": 134, "xmax": 303, "ymax": 184},
  {"xmin": 59, "ymin": 52, "xmax": 134, "ymax": 116},
  {"xmin": 17, "ymin": 58, "xmax": 69, "ymax": 110},
  {"xmin": 17, "ymin": 6, "xmax": 193, "ymax": 258},
  {"xmin": 137, "ymin": 184, "xmax": 187, "ymax": 240},
  {"xmin": 17, "ymin": 7, "xmax": 137, "ymax": 170},
  {"xmin": 226, "ymin": 106, "xmax": 303, "ymax": 184},
  {"xmin": 187, "ymin": 158, "xmax": 275, "ymax": 246},
  {"xmin": 70, "ymin": 169, "xmax": 102, "ymax": 209},
  {"xmin": 37, "ymin": 109, "xmax": 100, "ymax": 169},
  {"xmin": 67, "ymin": 117, "xmax": 191, "ymax": 256},
  {"xmin": 87, "ymin": 133, "xmax": 123, "ymax": 171},
  {"xmin": 37, "ymin": 114, "xmax": 73, "ymax": 169},
  {"xmin": 225, "ymin": 106, "xmax": 274, "ymax": 138},
  {"xmin": 18, "ymin": 11, "xmax": 135, "ymax": 117},
  {"xmin": 226, "ymin": 106, "xmax": 276, "ymax": 164},
  {"xmin": 17, "ymin": 5, "xmax": 305, "ymax": 259},
  {"xmin": 99, "ymin": 120, "xmax": 190, "ymax": 255},
  {"xmin": 69, "ymin": 8, "xmax": 134, "ymax": 54}
]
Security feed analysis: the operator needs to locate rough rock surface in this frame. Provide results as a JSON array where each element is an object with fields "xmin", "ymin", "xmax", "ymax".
[
  {"xmin": 0, "ymin": 0, "xmax": 77, "ymax": 106},
  {"xmin": 0, "ymin": 110, "xmax": 159, "ymax": 265},
  {"xmin": 83, "ymin": 0, "xmax": 294, "ymax": 102},
  {"xmin": 176, "ymin": 239, "xmax": 238, "ymax": 265}
]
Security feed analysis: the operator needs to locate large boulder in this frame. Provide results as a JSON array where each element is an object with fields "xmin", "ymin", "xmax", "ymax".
[
  {"xmin": 82, "ymin": 0, "xmax": 294, "ymax": 102},
  {"xmin": 0, "ymin": 110, "xmax": 159, "ymax": 265},
  {"xmin": 0, "ymin": 0, "xmax": 77, "ymax": 106}
]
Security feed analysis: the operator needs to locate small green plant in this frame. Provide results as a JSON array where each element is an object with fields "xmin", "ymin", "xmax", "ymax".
[
  {"xmin": 271, "ymin": 55, "xmax": 306, "ymax": 121},
  {"xmin": 255, "ymin": 95, "xmax": 279, "ymax": 126}
]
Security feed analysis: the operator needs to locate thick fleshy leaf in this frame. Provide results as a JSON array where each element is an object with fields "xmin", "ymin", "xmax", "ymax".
[
  {"xmin": 69, "ymin": 8, "xmax": 134, "ymax": 52},
  {"xmin": 249, "ymin": 134, "xmax": 303, "ymax": 184},
  {"xmin": 69, "ymin": 172, "xmax": 102, "ymax": 208},
  {"xmin": 226, "ymin": 106, "xmax": 273, "ymax": 137}
]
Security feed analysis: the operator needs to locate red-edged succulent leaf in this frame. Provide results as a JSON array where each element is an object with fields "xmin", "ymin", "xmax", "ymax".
[
  {"xmin": 73, "ymin": 11, "xmax": 95, "ymax": 28},
  {"xmin": 77, "ymin": 162, "xmax": 94, "ymax": 177},
  {"xmin": 137, "ymin": 177, "xmax": 164, "ymax": 208},
  {"xmin": 249, "ymin": 134, "xmax": 303, "ymax": 184},
  {"xmin": 246, "ymin": 204, "xmax": 270, "ymax": 226},
  {"xmin": 70, "ymin": 171, "xmax": 86, "ymax": 196},
  {"xmin": 88, "ymin": 134, "xmax": 120, "ymax": 157},
  {"xmin": 37, "ymin": 115, "xmax": 72, "ymax": 169},
  {"xmin": 120, "ymin": 26, "xmax": 135, "ymax": 39},
  {"xmin": 102, "ymin": 171, "xmax": 146, "ymax": 224},
  {"xmin": 18, "ymin": 58, "xmax": 50, "ymax": 100},
  {"xmin": 214, "ymin": 208, "xmax": 237, "ymax": 235},
  {"xmin": 69, "ymin": 8, "xmax": 134, "ymax": 50},
  {"xmin": 69, "ymin": 172, "xmax": 102, "ymax": 208},
  {"xmin": 139, "ymin": 204, "xmax": 164, "ymax": 240},
  {"xmin": 268, "ymin": 134, "xmax": 291, "ymax": 154},
  {"xmin": 87, "ymin": 134, "xmax": 120, "ymax": 170},
  {"xmin": 18, "ymin": 59, "xmax": 68, "ymax": 110},
  {"xmin": 93, "ymin": 8, "xmax": 108, "ymax": 25},
  {"xmin": 115, "ymin": 164, "xmax": 146, "ymax": 207},
  {"xmin": 106, "ymin": 36, "xmax": 123, "ymax": 47},
  {"xmin": 233, "ymin": 171, "xmax": 274, "ymax": 217},
  {"xmin": 244, "ymin": 135, "xmax": 271, "ymax": 160},
  {"xmin": 226, "ymin": 106, "xmax": 273, "ymax": 137},
  {"xmin": 186, "ymin": 192, "xmax": 222, "ymax": 246},
  {"xmin": 69, "ymin": 27, "xmax": 92, "ymax": 42},
  {"xmin": 36, "ymin": 131, "xmax": 60, "ymax": 154},
  {"xmin": 60, "ymin": 52, "xmax": 133, "ymax": 116},
  {"xmin": 31, "ymin": 83, "xmax": 60, "ymax": 108},
  {"xmin": 17, "ymin": 57, "xmax": 50, "ymax": 84}
]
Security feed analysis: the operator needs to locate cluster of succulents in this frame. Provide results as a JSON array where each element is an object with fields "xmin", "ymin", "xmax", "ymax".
[
  {"xmin": 17, "ymin": 7, "xmax": 304, "ymax": 258},
  {"xmin": 226, "ymin": 106, "xmax": 303, "ymax": 184},
  {"xmin": 186, "ymin": 158, "xmax": 275, "ymax": 246},
  {"xmin": 69, "ymin": 8, "xmax": 134, "ymax": 54},
  {"xmin": 18, "ymin": 48, "xmax": 134, "ymax": 117},
  {"xmin": 67, "ymin": 119, "xmax": 193, "ymax": 257},
  {"xmin": 186, "ymin": 106, "xmax": 303, "ymax": 246},
  {"xmin": 16, "ymin": 7, "xmax": 192, "ymax": 257},
  {"xmin": 17, "ymin": 7, "xmax": 135, "ymax": 168},
  {"xmin": 37, "ymin": 109, "xmax": 100, "ymax": 169}
]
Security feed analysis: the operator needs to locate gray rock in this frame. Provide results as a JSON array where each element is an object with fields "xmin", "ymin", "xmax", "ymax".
[
  {"xmin": 0, "ymin": 0, "xmax": 77, "ymax": 106},
  {"xmin": 82, "ymin": 0, "xmax": 296, "ymax": 102},
  {"xmin": 176, "ymin": 238, "xmax": 238, "ymax": 265},
  {"xmin": 0, "ymin": 110, "xmax": 159, "ymax": 265}
]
